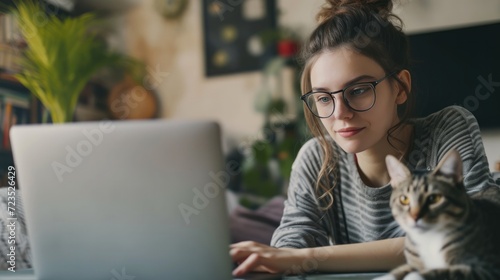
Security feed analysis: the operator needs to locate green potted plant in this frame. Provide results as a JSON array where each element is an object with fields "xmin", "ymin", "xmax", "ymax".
[
  {"xmin": 240, "ymin": 52, "xmax": 309, "ymax": 209},
  {"xmin": 11, "ymin": 0, "xmax": 138, "ymax": 123}
]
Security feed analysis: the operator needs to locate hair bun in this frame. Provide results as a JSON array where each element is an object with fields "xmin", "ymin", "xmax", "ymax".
[{"xmin": 317, "ymin": 0, "xmax": 394, "ymax": 23}]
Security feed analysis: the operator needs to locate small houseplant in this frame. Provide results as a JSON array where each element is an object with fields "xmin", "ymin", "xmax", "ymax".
[
  {"xmin": 240, "ymin": 54, "xmax": 308, "ymax": 208},
  {"xmin": 11, "ymin": 0, "xmax": 137, "ymax": 123}
]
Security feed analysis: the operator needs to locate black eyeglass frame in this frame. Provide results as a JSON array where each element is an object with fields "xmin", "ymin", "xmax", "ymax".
[{"xmin": 301, "ymin": 71, "xmax": 397, "ymax": 118}]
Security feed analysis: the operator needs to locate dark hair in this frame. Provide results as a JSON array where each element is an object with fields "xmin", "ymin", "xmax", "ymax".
[{"xmin": 301, "ymin": 0, "xmax": 415, "ymax": 209}]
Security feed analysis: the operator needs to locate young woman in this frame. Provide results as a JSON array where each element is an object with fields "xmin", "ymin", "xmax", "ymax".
[{"xmin": 230, "ymin": 0, "xmax": 497, "ymax": 276}]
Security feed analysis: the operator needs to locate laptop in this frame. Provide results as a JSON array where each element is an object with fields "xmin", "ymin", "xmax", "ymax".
[
  {"xmin": 6, "ymin": 119, "xmax": 238, "ymax": 280},
  {"xmin": 1, "ymin": 119, "xmax": 385, "ymax": 280}
]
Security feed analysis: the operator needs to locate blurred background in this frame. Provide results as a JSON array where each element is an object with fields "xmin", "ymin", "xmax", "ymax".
[{"xmin": 0, "ymin": 0, "xmax": 499, "ymax": 243}]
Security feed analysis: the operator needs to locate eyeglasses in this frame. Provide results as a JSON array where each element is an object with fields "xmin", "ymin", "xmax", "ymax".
[{"xmin": 301, "ymin": 72, "xmax": 396, "ymax": 118}]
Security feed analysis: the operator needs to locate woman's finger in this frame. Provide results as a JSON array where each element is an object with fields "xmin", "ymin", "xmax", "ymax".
[
  {"xmin": 230, "ymin": 240, "xmax": 265, "ymax": 249},
  {"xmin": 232, "ymin": 252, "xmax": 261, "ymax": 276},
  {"xmin": 230, "ymin": 247, "xmax": 251, "ymax": 262}
]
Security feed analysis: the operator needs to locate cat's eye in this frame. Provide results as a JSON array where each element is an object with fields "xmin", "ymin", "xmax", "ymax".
[
  {"xmin": 428, "ymin": 194, "xmax": 443, "ymax": 204},
  {"xmin": 399, "ymin": 195, "xmax": 410, "ymax": 205}
]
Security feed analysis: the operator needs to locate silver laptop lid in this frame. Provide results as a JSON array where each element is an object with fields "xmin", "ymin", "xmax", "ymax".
[{"xmin": 10, "ymin": 119, "xmax": 232, "ymax": 280}]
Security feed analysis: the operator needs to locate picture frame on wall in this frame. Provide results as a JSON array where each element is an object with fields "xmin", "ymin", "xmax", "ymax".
[{"xmin": 202, "ymin": 0, "xmax": 277, "ymax": 77}]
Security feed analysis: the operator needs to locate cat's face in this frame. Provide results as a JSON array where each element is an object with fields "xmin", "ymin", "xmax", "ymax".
[
  {"xmin": 386, "ymin": 150, "xmax": 469, "ymax": 233},
  {"xmin": 389, "ymin": 172, "xmax": 468, "ymax": 232}
]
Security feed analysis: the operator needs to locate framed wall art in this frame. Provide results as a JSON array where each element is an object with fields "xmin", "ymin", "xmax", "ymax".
[{"xmin": 202, "ymin": 0, "xmax": 277, "ymax": 77}]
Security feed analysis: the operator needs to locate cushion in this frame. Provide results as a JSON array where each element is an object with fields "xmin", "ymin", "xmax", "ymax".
[{"xmin": 229, "ymin": 196, "xmax": 285, "ymax": 245}]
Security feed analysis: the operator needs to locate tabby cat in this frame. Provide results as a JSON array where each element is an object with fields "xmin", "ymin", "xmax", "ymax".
[{"xmin": 376, "ymin": 149, "xmax": 500, "ymax": 280}]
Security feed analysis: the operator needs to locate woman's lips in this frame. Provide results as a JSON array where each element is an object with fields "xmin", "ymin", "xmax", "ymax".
[{"xmin": 336, "ymin": 127, "xmax": 365, "ymax": 137}]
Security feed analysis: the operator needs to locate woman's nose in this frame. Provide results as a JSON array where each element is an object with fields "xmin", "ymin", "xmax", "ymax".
[{"xmin": 332, "ymin": 96, "xmax": 354, "ymax": 120}]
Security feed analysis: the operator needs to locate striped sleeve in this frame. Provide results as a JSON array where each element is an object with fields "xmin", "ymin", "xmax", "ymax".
[
  {"xmin": 432, "ymin": 106, "xmax": 498, "ymax": 193},
  {"xmin": 270, "ymin": 138, "xmax": 331, "ymax": 248}
]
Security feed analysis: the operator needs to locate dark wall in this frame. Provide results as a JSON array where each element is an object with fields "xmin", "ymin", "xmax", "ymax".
[{"xmin": 408, "ymin": 22, "xmax": 500, "ymax": 129}]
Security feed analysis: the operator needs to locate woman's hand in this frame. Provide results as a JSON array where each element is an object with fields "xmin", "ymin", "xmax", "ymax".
[
  {"xmin": 231, "ymin": 238, "xmax": 406, "ymax": 276},
  {"xmin": 230, "ymin": 241, "xmax": 305, "ymax": 277}
]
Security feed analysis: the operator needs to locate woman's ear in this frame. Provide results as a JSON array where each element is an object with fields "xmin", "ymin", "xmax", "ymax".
[{"xmin": 395, "ymin": 69, "xmax": 411, "ymax": 105}]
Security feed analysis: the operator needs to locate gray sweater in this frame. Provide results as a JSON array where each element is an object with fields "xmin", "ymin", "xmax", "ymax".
[{"xmin": 271, "ymin": 106, "xmax": 498, "ymax": 248}]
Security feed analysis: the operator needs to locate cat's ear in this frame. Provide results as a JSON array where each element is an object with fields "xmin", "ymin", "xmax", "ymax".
[
  {"xmin": 386, "ymin": 155, "xmax": 411, "ymax": 188},
  {"xmin": 433, "ymin": 149, "xmax": 463, "ymax": 183}
]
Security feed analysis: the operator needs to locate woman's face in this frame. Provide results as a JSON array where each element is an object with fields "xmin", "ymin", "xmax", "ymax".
[{"xmin": 309, "ymin": 47, "xmax": 407, "ymax": 154}]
